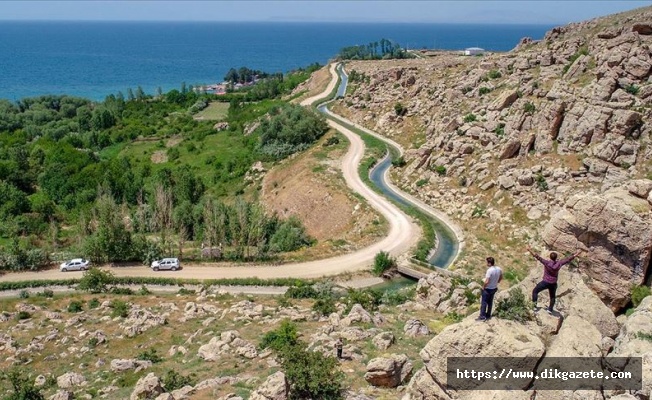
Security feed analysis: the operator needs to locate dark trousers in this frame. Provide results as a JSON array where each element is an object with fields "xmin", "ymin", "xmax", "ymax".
[
  {"xmin": 532, "ymin": 281, "xmax": 558, "ymax": 311},
  {"xmin": 480, "ymin": 288, "xmax": 498, "ymax": 319},
  {"xmin": 337, "ymin": 348, "xmax": 342, "ymax": 359}
]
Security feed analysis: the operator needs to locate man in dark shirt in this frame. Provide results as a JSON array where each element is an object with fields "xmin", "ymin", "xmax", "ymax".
[{"xmin": 527, "ymin": 246, "xmax": 582, "ymax": 314}]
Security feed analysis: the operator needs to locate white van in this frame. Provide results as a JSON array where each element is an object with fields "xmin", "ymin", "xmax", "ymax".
[{"xmin": 150, "ymin": 258, "xmax": 180, "ymax": 271}]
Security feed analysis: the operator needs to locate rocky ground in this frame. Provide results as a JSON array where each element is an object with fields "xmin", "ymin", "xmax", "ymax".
[
  {"xmin": 331, "ymin": 6, "xmax": 652, "ymax": 295},
  {"xmin": 0, "ymin": 270, "xmax": 650, "ymax": 400}
]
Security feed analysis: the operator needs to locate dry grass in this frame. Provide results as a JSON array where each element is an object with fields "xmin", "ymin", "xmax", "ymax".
[{"xmin": 193, "ymin": 102, "xmax": 229, "ymax": 121}]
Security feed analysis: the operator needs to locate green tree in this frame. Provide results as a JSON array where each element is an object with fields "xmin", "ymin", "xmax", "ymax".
[
  {"xmin": 269, "ymin": 216, "xmax": 313, "ymax": 253},
  {"xmin": 373, "ymin": 251, "xmax": 396, "ymax": 276},
  {"xmin": 77, "ymin": 267, "xmax": 115, "ymax": 293}
]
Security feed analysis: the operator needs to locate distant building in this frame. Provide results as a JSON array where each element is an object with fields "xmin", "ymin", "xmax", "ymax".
[{"xmin": 464, "ymin": 47, "xmax": 485, "ymax": 56}]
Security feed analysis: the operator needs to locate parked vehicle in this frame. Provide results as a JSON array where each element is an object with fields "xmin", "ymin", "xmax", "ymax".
[
  {"xmin": 60, "ymin": 258, "xmax": 90, "ymax": 272},
  {"xmin": 151, "ymin": 258, "xmax": 180, "ymax": 271}
]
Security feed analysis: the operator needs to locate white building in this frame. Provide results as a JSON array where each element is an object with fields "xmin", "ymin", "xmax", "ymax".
[{"xmin": 464, "ymin": 47, "xmax": 485, "ymax": 56}]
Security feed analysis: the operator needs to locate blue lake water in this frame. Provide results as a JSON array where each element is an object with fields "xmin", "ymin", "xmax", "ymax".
[{"xmin": 0, "ymin": 21, "xmax": 553, "ymax": 101}]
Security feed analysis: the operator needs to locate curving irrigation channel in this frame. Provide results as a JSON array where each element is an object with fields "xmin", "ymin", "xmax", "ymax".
[{"xmin": 318, "ymin": 64, "xmax": 459, "ymax": 270}]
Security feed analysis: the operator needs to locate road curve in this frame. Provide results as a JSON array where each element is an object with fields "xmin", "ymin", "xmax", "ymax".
[{"xmin": 0, "ymin": 63, "xmax": 420, "ymax": 283}]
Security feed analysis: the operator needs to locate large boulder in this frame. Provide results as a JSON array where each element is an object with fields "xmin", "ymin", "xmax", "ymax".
[
  {"xmin": 403, "ymin": 320, "xmax": 430, "ymax": 337},
  {"xmin": 248, "ymin": 371, "xmax": 289, "ymax": 400},
  {"xmin": 404, "ymin": 318, "xmax": 545, "ymax": 399},
  {"xmin": 130, "ymin": 373, "xmax": 163, "ymax": 400},
  {"xmin": 542, "ymin": 189, "xmax": 652, "ymax": 311},
  {"xmin": 56, "ymin": 372, "xmax": 86, "ymax": 389},
  {"xmin": 364, "ymin": 354, "xmax": 413, "ymax": 388},
  {"xmin": 608, "ymin": 296, "xmax": 652, "ymax": 399}
]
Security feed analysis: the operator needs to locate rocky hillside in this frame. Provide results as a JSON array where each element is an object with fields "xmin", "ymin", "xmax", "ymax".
[{"xmin": 332, "ymin": 6, "xmax": 652, "ymax": 310}]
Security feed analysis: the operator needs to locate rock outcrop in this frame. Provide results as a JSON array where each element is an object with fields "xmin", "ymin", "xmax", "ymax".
[
  {"xmin": 542, "ymin": 188, "xmax": 652, "ymax": 310},
  {"xmin": 364, "ymin": 354, "xmax": 413, "ymax": 388},
  {"xmin": 248, "ymin": 371, "xmax": 289, "ymax": 400}
]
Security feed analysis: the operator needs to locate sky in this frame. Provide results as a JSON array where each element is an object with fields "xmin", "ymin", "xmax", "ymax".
[{"xmin": 0, "ymin": 1, "xmax": 650, "ymax": 24}]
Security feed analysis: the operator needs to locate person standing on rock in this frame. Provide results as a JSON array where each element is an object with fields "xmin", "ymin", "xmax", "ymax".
[
  {"xmin": 527, "ymin": 246, "xmax": 582, "ymax": 314},
  {"xmin": 477, "ymin": 257, "xmax": 502, "ymax": 322}
]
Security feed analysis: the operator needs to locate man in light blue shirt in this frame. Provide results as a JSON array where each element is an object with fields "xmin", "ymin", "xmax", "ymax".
[{"xmin": 477, "ymin": 257, "xmax": 502, "ymax": 321}]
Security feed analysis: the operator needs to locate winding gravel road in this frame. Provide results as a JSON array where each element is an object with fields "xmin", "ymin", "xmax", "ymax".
[{"xmin": 0, "ymin": 63, "xmax": 461, "ymax": 283}]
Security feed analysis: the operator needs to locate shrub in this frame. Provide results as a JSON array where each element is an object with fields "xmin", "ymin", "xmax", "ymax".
[
  {"xmin": 67, "ymin": 300, "xmax": 83, "ymax": 313},
  {"xmin": 381, "ymin": 288, "xmax": 415, "ymax": 306},
  {"xmin": 443, "ymin": 311, "xmax": 464, "ymax": 323},
  {"xmin": 110, "ymin": 287, "xmax": 134, "ymax": 295},
  {"xmin": 487, "ymin": 69, "xmax": 502, "ymax": 79},
  {"xmin": 523, "ymin": 102, "xmax": 536, "ymax": 114},
  {"xmin": 636, "ymin": 331, "xmax": 652, "ymax": 342},
  {"xmin": 312, "ymin": 297, "xmax": 337, "ymax": 316},
  {"xmin": 138, "ymin": 285, "xmax": 151, "ymax": 295},
  {"xmin": 624, "ymin": 84, "xmax": 640, "ymax": 95},
  {"xmin": 16, "ymin": 311, "xmax": 31, "ymax": 320},
  {"xmin": 535, "ymin": 173, "xmax": 548, "ymax": 192},
  {"xmin": 434, "ymin": 165, "xmax": 447, "ymax": 176},
  {"xmin": 88, "ymin": 298, "xmax": 100, "ymax": 309},
  {"xmin": 19, "ymin": 290, "xmax": 29, "ymax": 299},
  {"xmin": 495, "ymin": 288, "xmax": 532, "ymax": 323},
  {"xmin": 471, "ymin": 205, "xmax": 485, "ymax": 218},
  {"xmin": 631, "ymin": 285, "xmax": 651, "ymax": 307},
  {"xmin": 391, "ymin": 156, "xmax": 406, "ymax": 167},
  {"xmin": 137, "ymin": 348, "xmax": 163, "ymax": 364},
  {"xmin": 322, "ymin": 136, "xmax": 340, "ymax": 147},
  {"xmin": 461, "ymin": 86, "xmax": 472, "ymax": 94},
  {"xmin": 343, "ymin": 288, "xmax": 382, "ymax": 313},
  {"xmin": 36, "ymin": 289, "xmax": 54, "ymax": 298},
  {"xmin": 269, "ymin": 216, "xmax": 314, "ymax": 253},
  {"xmin": 494, "ymin": 123, "xmax": 505, "ymax": 137},
  {"xmin": 279, "ymin": 345, "xmax": 344, "ymax": 400},
  {"xmin": 394, "ymin": 102, "xmax": 407, "ymax": 116},
  {"xmin": 373, "ymin": 251, "xmax": 396, "ymax": 276},
  {"xmin": 110, "ymin": 299, "xmax": 130, "ymax": 318},
  {"xmin": 0, "ymin": 368, "xmax": 45, "ymax": 400},
  {"xmin": 88, "ymin": 337, "xmax": 99, "ymax": 348},
  {"xmin": 503, "ymin": 268, "xmax": 525, "ymax": 284},
  {"xmin": 463, "ymin": 113, "xmax": 476, "ymax": 123},
  {"xmin": 77, "ymin": 267, "xmax": 114, "ymax": 293},
  {"xmin": 415, "ymin": 178, "xmax": 428, "ymax": 187},
  {"xmin": 285, "ymin": 284, "xmax": 318, "ymax": 299},
  {"xmin": 162, "ymin": 369, "xmax": 196, "ymax": 391},
  {"xmin": 259, "ymin": 320, "xmax": 299, "ymax": 352},
  {"xmin": 167, "ymin": 147, "xmax": 180, "ymax": 161},
  {"xmin": 478, "ymin": 87, "xmax": 492, "ymax": 96}
]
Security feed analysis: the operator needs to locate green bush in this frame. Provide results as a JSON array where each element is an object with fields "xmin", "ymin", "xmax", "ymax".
[
  {"xmin": 19, "ymin": 290, "xmax": 29, "ymax": 299},
  {"xmin": 36, "ymin": 289, "xmax": 54, "ymax": 298},
  {"xmin": 443, "ymin": 311, "xmax": 464, "ymax": 323},
  {"xmin": 138, "ymin": 285, "xmax": 151, "ymax": 295},
  {"xmin": 162, "ymin": 369, "xmax": 196, "ymax": 391},
  {"xmin": 636, "ymin": 331, "xmax": 652, "ymax": 342},
  {"xmin": 110, "ymin": 287, "xmax": 134, "ymax": 295},
  {"xmin": 259, "ymin": 320, "xmax": 299, "ymax": 352},
  {"xmin": 487, "ymin": 69, "xmax": 502, "ymax": 79},
  {"xmin": 110, "ymin": 299, "xmax": 130, "ymax": 318},
  {"xmin": 624, "ymin": 84, "xmax": 640, "ymax": 95},
  {"xmin": 16, "ymin": 311, "xmax": 31, "ymax": 320},
  {"xmin": 535, "ymin": 173, "xmax": 548, "ymax": 192},
  {"xmin": 394, "ymin": 102, "xmax": 407, "ymax": 116},
  {"xmin": 373, "ymin": 251, "xmax": 396, "ymax": 276},
  {"xmin": 494, "ymin": 123, "xmax": 505, "ymax": 137},
  {"xmin": 322, "ymin": 136, "xmax": 340, "ymax": 147},
  {"xmin": 434, "ymin": 165, "xmax": 447, "ymax": 176},
  {"xmin": 343, "ymin": 288, "xmax": 382, "ymax": 313},
  {"xmin": 503, "ymin": 268, "xmax": 526, "ymax": 284},
  {"xmin": 0, "ymin": 368, "xmax": 45, "ymax": 400},
  {"xmin": 88, "ymin": 337, "xmax": 99, "ymax": 348},
  {"xmin": 88, "ymin": 298, "xmax": 100, "ymax": 309},
  {"xmin": 495, "ymin": 288, "xmax": 532, "ymax": 323},
  {"xmin": 285, "ymin": 284, "xmax": 318, "ymax": 299},
  {"xmin": 415, "ymin": 178, "xmax": 428, "ymax": 187},
  {"xmin": 463, "ymin": 113, "xmax": 476, "ymax": 123},
  {"xmin": 269, "ymin": 216, "xmax": 314, "ymax": 253},
  {"xmin": 478, "ymin": 87, "xmax": 492, "ymax": 96},
  {"xmin": 312, "ymin": 297, "xmax": 337, "ymax": 316},
  {"xmin": 137, "ymin": 348, "xmax": 163, "ymax": 364},
  {"xmin": 391, "ymin": 156, "xmax": 406, "ymax": 167},
  {"xmin": 279, "ymin": 345, "xmax": 344, "ymax": 400},
  {"xmin": 77, "ymin": 267, "xmax": 115, "ymax": 293},
  {"xmin": 380, "ymin": 288, "xmax": 415, "ymax": 306},
  {"xmin": 67, "ymin": 300, "xmax": 83, "ymax": 313},
  {"xmin": 631, "ymin": 285, "xmax": 651, "ymax": 307},
  {"xmin": 523, "ymin": 102, "xmax": 536, "ymax": 114},
  {"xmin": 177, "ymin": 288, "xmax": 196, "ymax": 295}
]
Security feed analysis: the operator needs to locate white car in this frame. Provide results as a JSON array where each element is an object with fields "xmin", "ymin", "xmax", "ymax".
[
  {"xmin": 60, "ymin": 258, "xmax": 90, "ymax": 272},
  {"xmin": 151, "ymin": 258, "xmax": 180, "ymax": 271}
]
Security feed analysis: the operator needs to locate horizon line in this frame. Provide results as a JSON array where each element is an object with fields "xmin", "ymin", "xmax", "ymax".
[{"xmin": 0, "ymin": 19, "xmax": 559, "ymax": 26}]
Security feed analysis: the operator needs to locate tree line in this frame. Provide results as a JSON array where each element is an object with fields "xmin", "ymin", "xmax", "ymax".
[{"xmin": 338, "ymin": 38, "xmax": 412, "ymax": 60}]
